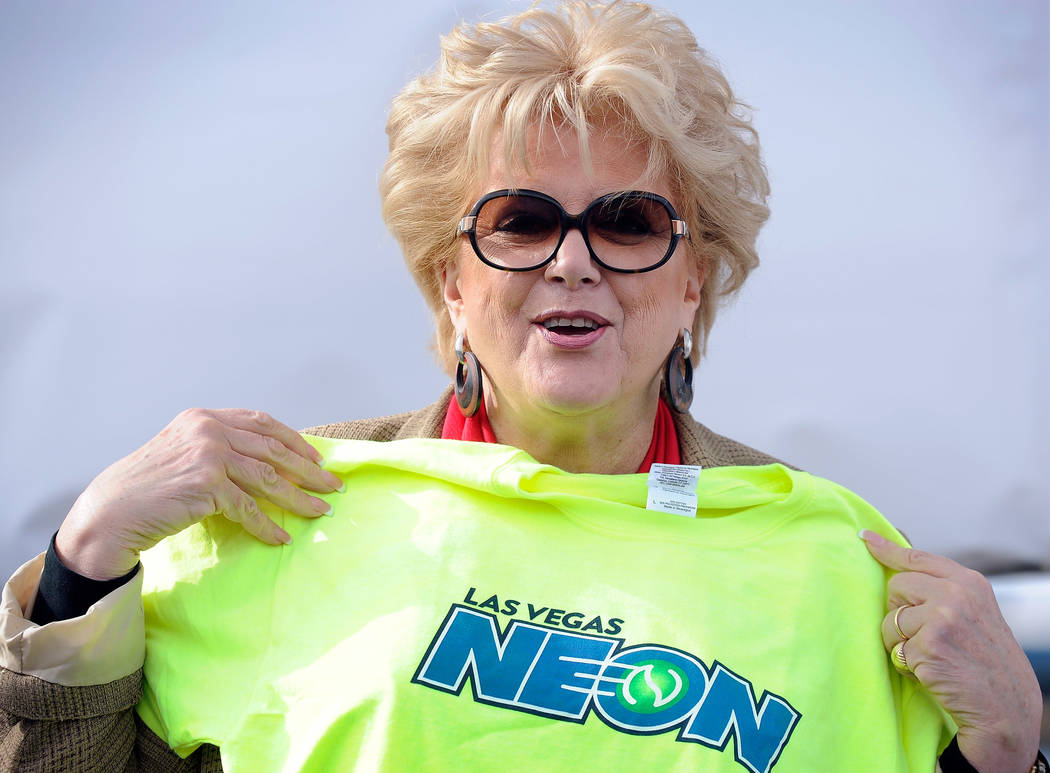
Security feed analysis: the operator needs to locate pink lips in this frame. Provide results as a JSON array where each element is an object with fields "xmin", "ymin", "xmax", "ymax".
[{"xmin": 533, "ymin": 311, "xmax": 610, "ymax": 350}]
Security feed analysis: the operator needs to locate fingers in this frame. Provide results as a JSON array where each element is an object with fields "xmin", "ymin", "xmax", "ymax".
[
  {"xmin": 859, "ymin": 529, "xmax": 959, "ymax": 579},
  {"xmin": 209, "ymin": 408, "xmax": 324, "ymax": 465},
  {"xmin": 863, "ymin": 531, "xmax": 1044, "ymax": 757},
  {"xmin": 213, "ymin": 480, "xmax": 292, "ymax": 546},
  {"xmin": 865, "ymin": 531, "xmax": 968, "ymax": 651},
  {"xmin": 881, "ymin": 602, "xmax": 921, "ymax": 651},
  {"xmin": 186, "ymin": 408, "xmax": 345, "ymax": 546},
  {"xmin": 226, "ymin": 453, "xmax": 334, "ymax": 519},
  {"xmin": 886, "ymin": 569, "xmax": 943, "ymax": 610},
  {"xmin": 226, "ymin": 426, "xmax": 342, "ymax": 493}
]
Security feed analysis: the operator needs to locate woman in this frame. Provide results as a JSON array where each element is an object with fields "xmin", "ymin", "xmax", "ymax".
[{"xmin": 0, "ymin": 1, "xmax": 1042, "ymax": 771}]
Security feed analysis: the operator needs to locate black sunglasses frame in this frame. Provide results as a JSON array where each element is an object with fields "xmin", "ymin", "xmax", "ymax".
[{"xmin": 456, "ymin": 188, "xmax": 690, "ymax": 274}]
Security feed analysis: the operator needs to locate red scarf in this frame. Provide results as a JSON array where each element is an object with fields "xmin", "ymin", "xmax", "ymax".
[{"xmin": 441, "ymin": 395, "xmax": 680, "ymax": 472}]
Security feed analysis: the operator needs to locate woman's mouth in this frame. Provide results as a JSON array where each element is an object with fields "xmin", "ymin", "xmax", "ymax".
[
  {"xmin": 534, "ymin": 313, "xmax": 608, "ymax": 348},
  {"xmin": 541, "ymin": 316, "xmax": 600, "ymax": 334}
]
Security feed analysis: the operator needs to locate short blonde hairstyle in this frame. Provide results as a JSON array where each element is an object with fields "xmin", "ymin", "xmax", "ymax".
[{"xmin": 381, "ymin": 0, "xmax": 770, "ymax": 375}]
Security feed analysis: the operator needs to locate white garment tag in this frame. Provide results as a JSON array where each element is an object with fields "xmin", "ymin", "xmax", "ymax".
[{"xmin": 645, "ymin": 463, "xmax": 702, "ymax": 517}]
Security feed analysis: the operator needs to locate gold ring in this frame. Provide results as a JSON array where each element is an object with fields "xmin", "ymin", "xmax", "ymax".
[
  {"xmin": 893, "ymin": 641, "xmax": 911, "ymax": 673},
  {"xmin": 893, "ymin": 604, "xmax": 912, "ymax": 641}
]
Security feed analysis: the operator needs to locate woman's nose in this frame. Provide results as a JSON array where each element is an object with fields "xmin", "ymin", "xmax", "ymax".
[{"xmin": 544, "ymin": 228, "xmax": 601, "ymax": 288}]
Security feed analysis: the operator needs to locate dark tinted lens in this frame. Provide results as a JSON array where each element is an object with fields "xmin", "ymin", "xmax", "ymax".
[
  {"xmin": 587, "ymin": 195, "xmax": 673, "ymax": 270},
  {"xmin": 473, "ymin": 194, "xmax": 561, "ymax": 268}
]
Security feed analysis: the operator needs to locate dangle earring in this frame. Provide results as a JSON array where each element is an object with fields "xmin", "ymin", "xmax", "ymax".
[
  {"xmin": 454, "ymin": 332, "xmax": 483, "ymax": 417},
  {"xmin": 664, "ymin": 327, "xmax": 694, "ymax": 414}
]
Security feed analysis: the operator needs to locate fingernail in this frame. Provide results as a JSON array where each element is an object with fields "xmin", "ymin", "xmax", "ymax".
[
  {"xmin": 277, "ymin": 529, "xmax": 292, "ymax": 545},
  {"xmin": 312, "ymin": 496, "xmax": 333, "ymax": 515},
  {"xmin": 323, "ymin": 471, "xmax": 343, "ymax": 491},
  {"xmin": 324, "ymin": 503, "xmax": 334, "ymax": 517},
  {"xmin": 859, "ymin": 529, "xmax": 884, "ymax": 545}
]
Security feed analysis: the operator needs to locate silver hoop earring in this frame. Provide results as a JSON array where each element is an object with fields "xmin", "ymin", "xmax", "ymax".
[
  {"xmin": 664, "ymin": 327, "xmax": 694, "ymax": 414},
  {"xmin": 454, "ymin": 333, "xmax": 483, "ymax": 417}
]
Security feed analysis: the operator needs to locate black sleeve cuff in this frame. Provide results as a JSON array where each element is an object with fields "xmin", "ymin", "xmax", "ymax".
[
  {"xmin": 939, "ymin": 734, "xmax": 1048, "ymax": 773},
  {"xmin": 28, "ymin": 531, "xmax": 140, "ymax": 625}
]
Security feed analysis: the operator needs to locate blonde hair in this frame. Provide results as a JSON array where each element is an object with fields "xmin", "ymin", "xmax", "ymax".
[{"xmin": 380, "ymin": 0, "xmax": 770, "ymax": 375}]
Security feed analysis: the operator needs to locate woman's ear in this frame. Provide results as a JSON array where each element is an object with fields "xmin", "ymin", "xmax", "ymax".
[
  {"xmin": 681, "ymin": 258, "xmax": 704, "ymax": 327},
  {"xmin": 440, "ymin": 262, "xmax": 466, "ymax": 331}
]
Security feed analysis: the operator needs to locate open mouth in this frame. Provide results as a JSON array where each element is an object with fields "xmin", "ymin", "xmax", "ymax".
[
  {"xmin": 540, "ymin": 316, "xmax": 602, "ymax": 335},
  {"xmin": 534, "ymin": 313, "xmax": 609, "ymax": 348}
]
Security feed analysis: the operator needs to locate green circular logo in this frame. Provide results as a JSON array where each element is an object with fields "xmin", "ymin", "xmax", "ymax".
[{"xmin": 616, "ymin": 658, "xmax": 689, "ymax": 714}]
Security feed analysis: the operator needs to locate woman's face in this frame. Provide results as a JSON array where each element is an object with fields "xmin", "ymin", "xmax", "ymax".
[{"xmin": 442, "ymin": 126, "xmax": 702, "ymax": 421}]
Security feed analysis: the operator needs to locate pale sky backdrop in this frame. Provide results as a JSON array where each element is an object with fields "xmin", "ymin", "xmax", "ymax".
[{"xmin": 1, "ymin": 0, "xmax": 1048, "ymax": 582}]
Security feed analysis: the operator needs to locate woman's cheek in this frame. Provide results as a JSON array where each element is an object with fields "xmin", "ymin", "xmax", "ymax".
[
  {"xmin": 621, "ymin": 286, "xmax": 669, "ymax": 354},
  {"xmin": 470, "ymin": 284, "xmax": 527, "ymax": 353}
]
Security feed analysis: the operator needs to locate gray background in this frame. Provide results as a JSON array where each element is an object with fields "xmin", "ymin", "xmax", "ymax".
[{"xmin": 2, "ymin": 0, "xmax": 1047, "ymax": 581}]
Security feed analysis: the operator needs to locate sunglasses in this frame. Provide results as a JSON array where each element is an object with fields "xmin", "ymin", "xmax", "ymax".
[{"xmin": 457, "ymin": 189, "xmax": 690, "ymax": 273}]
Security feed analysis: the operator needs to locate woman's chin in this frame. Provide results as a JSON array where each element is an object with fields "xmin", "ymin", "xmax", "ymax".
[{"xmin": 520, "ymin": 379, "xmax": 623, "ymax": 417}]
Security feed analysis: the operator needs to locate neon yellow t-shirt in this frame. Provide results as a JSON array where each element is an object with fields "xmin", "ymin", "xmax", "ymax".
[{"xmin": 137, "ymin": 438, "xmax": 953, "ymax": 772}]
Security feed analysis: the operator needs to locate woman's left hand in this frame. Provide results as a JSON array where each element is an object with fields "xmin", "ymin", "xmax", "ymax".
[{"xmin": 861, "ymin": 530, "xmax": 1042, "ymax": 773}]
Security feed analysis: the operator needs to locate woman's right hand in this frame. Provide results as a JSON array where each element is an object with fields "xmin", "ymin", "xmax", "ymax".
[{"xmin": 55, "ymin": 408, "xmax": 342, "ymax": 580}]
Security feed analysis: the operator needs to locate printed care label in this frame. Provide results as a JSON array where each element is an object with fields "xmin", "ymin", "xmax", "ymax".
[{"xmin": 645, "ymin": 463, "xmax": 702, "ymax": 517}]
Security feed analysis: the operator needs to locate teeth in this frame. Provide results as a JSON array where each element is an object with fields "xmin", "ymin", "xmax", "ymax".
[{"xmin": 543, "ymin": 317, "xmax": 598, "ymax": 330}]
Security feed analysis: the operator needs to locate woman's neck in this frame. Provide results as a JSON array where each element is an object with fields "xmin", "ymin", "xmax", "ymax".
[{"xmin": 483, "ymin": 387, "xmax": 660, "ymax": 474}]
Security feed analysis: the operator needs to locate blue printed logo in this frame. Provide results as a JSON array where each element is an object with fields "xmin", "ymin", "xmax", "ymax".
[{"xmin": 412, "ymin": 604, "xmax": 800, "ymax": 773}]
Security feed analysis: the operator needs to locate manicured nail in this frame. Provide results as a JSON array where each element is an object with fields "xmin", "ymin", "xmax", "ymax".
[
  {"xmin": 323, "ymin": 471, "xmax": 343, "ymax": 491},
  {"xmin": 277, "ymin": 529, "xmax": 292, "ymax": 545},
  {"xmin": 859, "ymin": 529, "xmax": 884, "ymax": 545}
]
